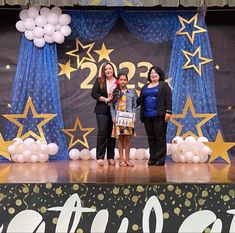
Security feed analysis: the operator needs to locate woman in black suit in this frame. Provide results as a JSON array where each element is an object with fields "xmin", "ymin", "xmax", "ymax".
[
  {"xmin": 138, "ymin": 66, "xmax": 172, "ymax": 166},
  {"xmin": 91, "ymin": 62, "xmax": 118, "ymax": 166}
]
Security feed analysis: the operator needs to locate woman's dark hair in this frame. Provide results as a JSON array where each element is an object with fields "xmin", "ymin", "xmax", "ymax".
[
  {"xmin": 98, "ymin": 62, "xmax": 116, "ymax": 89},
  {"xmin": 147, "ymin": 66, "xmax": 165, "ymax": 82}
]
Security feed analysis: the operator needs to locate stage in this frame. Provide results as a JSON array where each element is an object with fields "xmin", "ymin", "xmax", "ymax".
[{"xmin": 0, "ymin": 160, "xmax": 235, "ymax": 184}]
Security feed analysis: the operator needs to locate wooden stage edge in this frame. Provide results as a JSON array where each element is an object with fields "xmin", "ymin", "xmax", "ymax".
[{"xmin": 0, "ymin": 159, "xmax": 234, "ymax": 184}]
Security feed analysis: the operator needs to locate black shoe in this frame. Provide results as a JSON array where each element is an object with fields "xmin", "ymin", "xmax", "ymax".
[
  {"xmin": 148, "ymin": 160, "xmax": 156, "ymax": 166},
  {"xmin": 155, "ymin": 162, "xmax": 165, "ymax": 166}
]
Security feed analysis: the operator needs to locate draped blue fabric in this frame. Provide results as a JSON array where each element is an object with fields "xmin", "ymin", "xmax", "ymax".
[
  {"xmin": 2, "ymin": 35, "xmax": 68, "ymax": 161},
  {"xmin": 68, "ymin": 10, "xmax": 118, "ymax": 41},
  {"xmin": 167, "ymin": 12, "xmax": 220, "ymax": 141}
]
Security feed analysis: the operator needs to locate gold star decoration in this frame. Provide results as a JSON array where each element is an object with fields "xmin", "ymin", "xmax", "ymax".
[
  {"xmin": 94, "ymin": 43, "xmax": 114, "ymax": 62},
  {"xmin": 204, "ymin": 130, "xmax": 235, "ymax": 164},
  {"xmin": 182, "ymin": 46, "xmax": 213, "ymax": 76},
  {"xmin": 215, "ymin": 64, "xmax": 220, "ymax": 70},
  {"xmin": 62, "ymin": 117, "xmax": 95, "ymax": 149},
  {"xmin": 0, "ymin": 133, "xmax": 14, "ymax": 161},
  {"xmin": 5, "ymin": 64, "xmax": 11, "ymax": 70},
  {"xmin": 170, "ymin": 96, "xmax": 216, "ymax": 138},
  {"xmin": 58, "ymin": 60, "xmax": 77, "ymax": 80},
  {"xmin": 7, "ymin": 103, "xmax": 12, "ymax": 108},
  {"xmin": 176, "ymin": 13, "xmax": 207, "ymax": 44},
  {"xmin": 66, "ymin": 39, "xmax": 95, "ymax": 69},
  {"xmin": 227, "ymin": 106, "xmax": 232, "ymax": 111},
  {"xmin": 3, "ymin": 97, "xmax": 56, "ymax": 141}
]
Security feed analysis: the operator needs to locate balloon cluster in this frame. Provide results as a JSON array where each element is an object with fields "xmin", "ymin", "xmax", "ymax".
[
  {"xmin": 167, "ymin": 136, "xmax": 212, "ymax": 163},
  {"xmin": 15, "ymin": 6, "xmax": 71, "ymax": 48},
  {"xmin": 69, "ymin": 148, "xmax": 150, "ymax": 161},
  {"xmin": 8, "ymin": 138, "xmax": 59, "ymax": 163}
]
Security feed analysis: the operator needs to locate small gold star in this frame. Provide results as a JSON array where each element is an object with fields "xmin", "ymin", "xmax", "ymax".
[
  {"xmin": 3, "ymin": 97, "xmax": 56, "ymax": 141},
  {"xmin": 182, "ymin": 46, "xmax": 213, "ymax": 76},
  {"xmin": 58, "ymin": 60, "xmax": 77, "ymax": 80},
  {"xmin": 227, "ymin": 106, "xmax": 232, "ymax": 111},
  {"xmin": 5, "ymin": 65, "xmax": 11, "ymax": 70},
  {"xmin": 170, "ymin": 96, "xmax": 216, "ymax": 138},
  {"xmin": 176, "ymin": 13, "xmax": 207, "ymax": 44},
  {"xmin": 204, "ymin": 130, "xmax": 235, "ymax": 164},
  {"xmin": 215, "ymin": 64, "xmax": 220, "ymax": 70},
  {"xmin": 7, "ymin": 103, "xmax": 12, "ymax": 108},
  {"xmin": 94, "ymin": 43, "xmax": 114, "ymax": 62},
  {"xmin": 0, "ymin": 133, "xmax": 14, "ymax": 161},
  {"xmin": 63, "ymin": 117, "xmax": 95, "ymax": 149},
  {"xmin": 66, "ymin": 39, "xmax": 95, "ymax": 69}
]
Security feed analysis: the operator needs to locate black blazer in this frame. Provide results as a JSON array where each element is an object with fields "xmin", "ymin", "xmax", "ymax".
[
  {"xmin": 91, "ymin": 78, "xmax": 109, "ymax": 114},
  {"xmin": 137, "ymin": 81, "xmax": 172, "ymax": 122}
]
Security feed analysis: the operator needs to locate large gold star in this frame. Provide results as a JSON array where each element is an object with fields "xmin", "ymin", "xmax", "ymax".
[
  {"xmin": 58, "ymin": 60, "xmax": 77, "ymax": 80},
  {"xmin": 62, "ymin": 117, "xmax": 95, "ymax": 149},
  {"xmin": 94, "ymin": 43, "xmax": 114, "ymax": 62},
  {"xmin": 176, "ymin": 13, "xmax": 207, "ymax": 44},
  {"xmin": 170, "ymin": 96, "xmax": 216, "ymax": 138},
  {"xmin": 66, "ymin": 39, "xmax": 95, "ymax": 69},
  {"xmin": 0, "ymin": 133, "xmax": 14, "ymax": 161},
  {"xmin": 3, "ymin": 97, "xmax": 56, "ymax": 141},
  {"xmin": 182, "ymin": 46, "xmax": 213, "ymax": 76},
  {"xmin": 6, "ymin": 64, "xmax": 11, "ymax": 70},
  {"xmin": 204, "ymin": 130, "xmax": 235, "ymax": 164}
]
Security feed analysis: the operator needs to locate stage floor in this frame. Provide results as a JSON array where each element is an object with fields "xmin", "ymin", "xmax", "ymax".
[{"xmin": 0, "ymin": 159, "xmax": 234, "ymax": 184}]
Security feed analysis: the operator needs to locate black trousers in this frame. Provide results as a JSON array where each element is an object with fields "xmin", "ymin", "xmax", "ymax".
[
  {"xmin": 144, "ymin": 116, "xmax": 167, "ymax": 163},
  {"xmin": 96, "ymin": 112, "xmax": 116, "ymax": 160}
]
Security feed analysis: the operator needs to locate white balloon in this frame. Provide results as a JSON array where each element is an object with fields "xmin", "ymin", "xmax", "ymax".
[
  {"xmin": 197, "ymin": 136, "xmax": 209, "ymax": 143},
  {"xmin": 172, "ymin": 136, "xmax": 184, "ymax": 145},
  {"xmin": 172, "ymin": 152, "xmax": 180, "ymax": 162},
  {"xmin": 47, "ymin": 13, "xmax": 59, "ymax": 25},
  {"xmin": 53, "ymin": 31, "xmax": 64, "ymax": 44},
  {"xmin": 55, "ymin": 24, "xmax": 61, "ymax": 31},
  {"xmin": 69, "ymin": 149, "xmax": 80, "ymax": 160},
  {"xmin": 35, "ymin": 15, "xmax": 47, "ymax": 27},
  {"xmin": 40, "ymin": 144, "xmax": 48, "ymax": 154},
  {"xmin": 44, "ymin": 34, "xmax": 54, "ymax": 44},
  {"xmin": 180, "ymin": 155, "xmax": 186, "ymax": 163},
  {"xmin": 19, "ymin": 9, "xmax": 28, "ymax": 20},
  {"xmin": 24, "ymin": 18, "xmax": 36, "ymax": 31},
  {"xmin": 33, "ymin": 27, "xmax": 44, "ymax": 38},
  {"xmin": 30, "ymin": 155, "xmax": 38, "ymax": 163},
  {"xmin": 17, "ymin": 154, "xmax": 25, "ymax": 163},
  {"xmin": 135, "ymin": 148, "xmax": 146, "ymax": 160},
  {"xmin": 40, "ymin": 7, "xmax": 51, "ymax": 17},
  {"xmin": 47, "ymin": 143, "xmax": 59, "ymax": 155},
  {"xmin": 15, "ymin": 143, "xmax": 27, "ymax": 154},
  {"xmin": 16, "ymin": 20, "xmax": 25, "ymax": 32},
  {"xmin": 59, "ymin": 14, "xmax": 71, "ymax": 26},
  {"xmin": 166, "ymin": 143, "xmax": 172, "ymax": 155},
  {"xmin": 200, "ymin": 153, "xmax": 208, "ymax": 163},
  {"xmin": 170, "ymin": 144, "xmax": 177, "ymax": 154},
  {"xmin": 44, "ymin": 24, "xmax": 55, "ymax": 36},
  {"xmin": 184, "ymin": 136, "xmax": 196, "ymax": 144},
  {"xmin": 8, "ymin": 145, "xmax": 16, "ymax": 154},
  {"xmin": 90, "ymin": 148, "xmax": 97, "ymax": 160},
  {"xmin": 80, "ymin": 149, "xmax": 91, "ymax": 160},
  {"xmin": 24, "ymin": 138, "xmax": 35, "ymax": 146},
  {"xmin": 22, "ymin": 150, "xmax": 32, "ymax": 162},
  {"xmin": 192, "ymin": 155, "xmax": 200, "ymax": 163},
  {"xmin": 38, "ymin": 153, "xmax": 49, "ymax": 162},
  {"xmin": 11, "ymin": 154, "xmax": 18, "ymax": 162},
  {"xmin": 201, "ymin": 146, "xmax": 211, "ymax": 155},
  {"xmin": 185, "ymin": 151, "xmax": 193, "ymax": 162},
  {"xmin": 60, "ymin": 25, "xmax": 71, "ymax": 37},
  {"xmin": 13, "ymin": 138, "xmax": 24, "ymax": 145},
  {"xmin": 28, "ymin": 7, "xmax": 39, "ymax": 18},
  {"xmin": 36, "ymin": 139, "xmax": 46, "ymax": 145},
  {"xmin": 25, "ymin": 30, "xmax": 34, "ymax": 40},
  {"xmin": 34, "ymin": 38, "xmax": 45, "ymax": 48},
  {"xmin": 51, "ymin": 7, "xmax": 62, "ymax": 16}
]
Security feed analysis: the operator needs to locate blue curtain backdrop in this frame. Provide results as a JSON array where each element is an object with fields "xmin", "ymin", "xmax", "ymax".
[
  {"xmin": 68, "ymin": 9, "xmax": 220, "ymax": 141},
  {"xmin": 3, "ymin": 35, "xmax": 68, "ymax": 160},
  {"xmin": 1, "ymin": 9, "xmax": 220, "ymax": 161}
]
